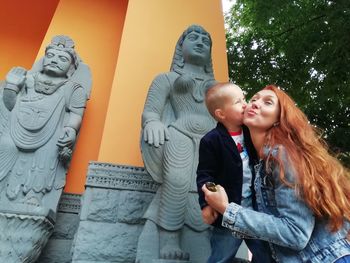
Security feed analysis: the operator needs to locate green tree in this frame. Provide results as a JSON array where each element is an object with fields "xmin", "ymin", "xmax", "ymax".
[{"xmin": 226, "ymin": 0, "xmax": 350, "ymax": 165}]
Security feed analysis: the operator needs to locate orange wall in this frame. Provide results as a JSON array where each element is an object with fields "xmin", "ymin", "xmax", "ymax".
[
  {"xmin": 33, "ymin": 0, "xmax": 129, "ymax": 193},
  {"xmin": 98, "ymin": 0, "xmax": 228, "ymax": 166},
  {"xmin": 0, "ymin": 0, "xmax": 59, "ymax": 78},
  {"xmin": 1, "ymin": 0, "xmax": 227, "ymax": 194}
]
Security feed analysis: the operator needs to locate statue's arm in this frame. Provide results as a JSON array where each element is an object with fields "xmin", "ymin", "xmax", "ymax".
[
  {"xmin": 142, "ymin": 74, "xmax": 171, "ymax": 124},
  {"xmin": 57, "ymin": 84, "xmax": 87, "ymax": 149},
  {"xmin": 142, "ymin": 74, "xmax": 172, "ymax": 147},
  {"xmin": 3, "ymin": 67, "xmax": 27, "ymax": 111}
]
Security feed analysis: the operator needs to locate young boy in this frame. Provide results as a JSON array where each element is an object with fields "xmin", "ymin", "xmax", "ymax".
[{"xmin": 196, "ymin": 82, "xmax": 271, "ymax": 263}]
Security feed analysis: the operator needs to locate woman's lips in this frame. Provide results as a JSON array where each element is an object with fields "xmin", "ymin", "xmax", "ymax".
[{"xmin": 246, "ymin": 109, "xmax": 257, "ymax": 117}]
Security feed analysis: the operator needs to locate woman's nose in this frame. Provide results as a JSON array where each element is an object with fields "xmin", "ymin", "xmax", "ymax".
[{"xmin": 251, "ymin": 101, "xmax": 259, "ymax": 109}]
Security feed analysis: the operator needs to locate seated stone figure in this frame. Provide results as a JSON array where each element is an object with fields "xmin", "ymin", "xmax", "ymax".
[
  {"xmin": 0, "ymin": 35, "xmax": 91, "ymax": 213},
  {"xmin": 137, "ymin": 25, "xmax": 217, "ymax": 262}
]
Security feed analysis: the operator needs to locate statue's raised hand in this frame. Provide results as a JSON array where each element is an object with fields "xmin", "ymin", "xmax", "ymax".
[
  {"xmin": 143, "ymin": 121, "xmax": 170, "ymax": 147},
  {"xmin": 6, "ymin": 67, "xmax": 27, "ymax": 87}
]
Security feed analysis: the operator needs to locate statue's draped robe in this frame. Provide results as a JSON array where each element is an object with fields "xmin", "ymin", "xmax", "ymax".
[
  {"xmin": 0, "ymin": 76, "xmax": 86, "ymax": 200},
  {"xmin": 142, "ymin": 71, "xmax": 216, "ymax": 231}
]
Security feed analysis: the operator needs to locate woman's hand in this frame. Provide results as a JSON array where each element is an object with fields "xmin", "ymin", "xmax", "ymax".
[{"xmin": 202, "ymin": 184, "xmax": 229, "ymax": 215}]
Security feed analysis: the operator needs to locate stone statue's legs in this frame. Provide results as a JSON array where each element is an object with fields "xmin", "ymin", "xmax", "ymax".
[
  {"xmin": 138, "ymin": 128, "xmax": 201, "ymax": 261},
  {"xmin": 6, "ymin": 153, "xmax": 31, "ymax": 201},
  {"xmin": 157, "ymin": 129, "xmax": 194, "ymax": 229},
  {"xmin": 136, "ymin": 219, "xmax": 159, "ymax": 263},
  {"xmin": 5, "ymin": 135, "xmax": 62, "ymax": 204},
  {"xmin": 157, "ymin": 129, "xmax": 194, "ymax": 260},
  {"xmin": 159, "ymin": 228, "xmax": 189, "ymax": 260},
  {"xmin": 22, "ymin": 139, "xmax": 59, "ymax": 195}
]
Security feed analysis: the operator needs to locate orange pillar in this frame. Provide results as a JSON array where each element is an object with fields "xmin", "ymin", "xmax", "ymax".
[
  {"xmin": 33, "ymin": 0, "xmax": 129, "ymax": 193},
  {"xmin": 98, "ymin": 0, "xmax": 228, "ymax": 166}
]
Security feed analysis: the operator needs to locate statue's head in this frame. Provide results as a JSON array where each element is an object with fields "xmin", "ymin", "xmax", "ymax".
[
  {"xmin": 171, "ymin": 25, "xmax": 214, "ymax": 76},
  {"xmin": 43, "ymin": 35, "xmax": 79, "ymax": 78}
]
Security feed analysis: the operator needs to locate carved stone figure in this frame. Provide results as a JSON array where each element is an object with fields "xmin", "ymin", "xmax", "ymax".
[
  {"xmin": 0, "ymin": 35, "xmax": 91, "ymax": 262},
  {"xmin": 137, "ymin": 25, "xmax": 216, "ymax": 262}
]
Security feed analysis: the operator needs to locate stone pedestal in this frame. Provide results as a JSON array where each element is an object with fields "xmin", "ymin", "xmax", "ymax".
[
  {"xmin": 0, "ymin": 206, "xmax": 54, "ymax": 262},
  {"xmin": 71, "ymin": 163, "xmax": 158, "ymax": 263},
  {"xmin": 37, "ymin": 193, "xmax": 81, "ymax": 263},
  {"xmin": 71, "ymin": 162, "xmax": 211, "ymax": 263}
]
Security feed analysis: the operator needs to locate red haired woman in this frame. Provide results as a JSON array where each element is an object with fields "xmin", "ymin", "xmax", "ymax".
[{"xmin": 203, "ymin": 85, "xmax": 350, "ymax": 262}]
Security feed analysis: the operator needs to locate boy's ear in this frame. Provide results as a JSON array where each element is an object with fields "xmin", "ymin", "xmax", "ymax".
[{"xmin": 214, "ymin": 108, "xmax": 225, "ymax": 120}]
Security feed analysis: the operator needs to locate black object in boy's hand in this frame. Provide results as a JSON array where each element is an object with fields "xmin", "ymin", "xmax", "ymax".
[{"xmin": 205, "ymin": 182, "xmax": 217, "ymax": 192}]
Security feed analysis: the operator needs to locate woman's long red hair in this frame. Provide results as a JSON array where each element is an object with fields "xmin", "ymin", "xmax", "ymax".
[{"xmin": 263, "ymin": 85, "xmax": 350, "ymax": 232}]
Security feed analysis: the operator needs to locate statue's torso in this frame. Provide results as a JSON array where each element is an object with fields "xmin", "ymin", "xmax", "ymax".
[
  {"xmin": 10, "ymin": 75, "xmax": 67, "ymax": 150},
  {"xmin": 16, "ymin": 87, "xmax": 64, "ymax": 130},
  {"xmin": 169, "ymin": 75, "xmax": 215, "ymax": 137}
]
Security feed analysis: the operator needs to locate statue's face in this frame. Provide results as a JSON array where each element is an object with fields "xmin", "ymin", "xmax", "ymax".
[
  {"xmin": 43, "ymin": 48, "xmax": 73, "ymax": 77},
  {"xmin": 182, "ymin": 31, "xmax": 211, "ymax": 66}
]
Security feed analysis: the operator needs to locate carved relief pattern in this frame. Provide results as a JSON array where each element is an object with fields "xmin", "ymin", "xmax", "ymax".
[
  {"xmin": 0, "ymin": 212, "xmax": 54, "ymax": 263},
  {"xmin": 86, "ymin": 162, "xmax": 159, "ymax": 193},
  {"xmin": 58, "ymin": 193, "xmax": 81, "ymax": 214}
]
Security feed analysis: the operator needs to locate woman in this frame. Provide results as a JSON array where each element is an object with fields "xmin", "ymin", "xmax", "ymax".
[{"xmin": 202, "ymin": 85, "xmax": 350, "ymax": 262}]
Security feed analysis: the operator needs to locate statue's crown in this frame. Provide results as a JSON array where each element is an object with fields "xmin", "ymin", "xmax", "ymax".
[{"xmin": 51, "ymin": 35, "xmax": 75, "ymax": 49}]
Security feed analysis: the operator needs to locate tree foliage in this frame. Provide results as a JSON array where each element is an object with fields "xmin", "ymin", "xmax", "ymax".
[{"xmin": 225, "ymin": 0, "xmax": 350, "ymax": 165}]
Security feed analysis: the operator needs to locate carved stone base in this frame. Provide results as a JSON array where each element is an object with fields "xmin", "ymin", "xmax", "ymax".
[
  {"xmin": 72, "ymin": 162, "xmax": 211, "ymax": 263},
  {"xmin": 37, "ymin": 193, "xmax": 81, "ymax": 263},
  {"xmin": 0, "ymin": 208, "xmax": 54, "ymax": 263}
]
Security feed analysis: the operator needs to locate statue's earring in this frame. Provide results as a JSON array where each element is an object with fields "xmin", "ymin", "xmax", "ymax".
[{"xmin": 273, "ymin": 122, "xmax": 280, "ymax": 127}]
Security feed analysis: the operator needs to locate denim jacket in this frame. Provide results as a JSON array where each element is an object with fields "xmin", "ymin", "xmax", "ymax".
[{"xmin": 222, "ymin": 147, "xmax": 350, "ymax": 263}]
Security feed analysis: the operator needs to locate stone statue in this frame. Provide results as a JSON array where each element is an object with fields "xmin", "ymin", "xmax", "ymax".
[
  {"xmin": 137, "ymin": 25, "xmax": 217, "ymax": 262},
  {"xmin": 0, "ymin": 35, "xmax": 91, "ymax": 210},
  {"xmin": 0, "ymin": 35, "xmax": 91, "ymax": 262}
]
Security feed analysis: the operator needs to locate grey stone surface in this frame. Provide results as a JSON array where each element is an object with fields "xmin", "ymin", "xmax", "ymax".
[
  {"xmin": 72, "ymin": 162, "xmax": 215, "ymax": 263},
  {"xmin": 117, "ymin": 190, "xmax": 154, "ymax": 224},
  {"xmin": 73, "ymin": 221, "xmax": 142, "ymax": 262},
  {"xmin": 37, "ymin": 192, "xmax": 81, "ymax": 263},
  {"xmin": 138, "ymin": 24, "xmax": 217, "ymax": 262},
  {"xmin": 0, "ymin": 35, "xmax": 91, "ymax": 262},
  {"xmin": 51, "ymin": 212, "xmax": 80, "ymax": 240},
  {"xmin": 81, "ymin": 188, "xmax": 153, "ymax": 224},
  {"xmin": 0, "ymin": 210, "xmax": 54, "ymax": 263},
  {"xmin": 37, "ymin": 239, "xmax": 74, "ymax": 263},
  {"xmin": 72, "ymin": 163, "xmax": 159, "ymax": 263},
  {"xmin": 83, "ymin": 188, "xmax": 121, "ymax": 223}
]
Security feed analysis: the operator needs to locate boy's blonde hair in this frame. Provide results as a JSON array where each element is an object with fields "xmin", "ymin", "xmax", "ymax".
[{"xmin": 205, "ymin": 82, "xmax": 241, "ymax": 120}]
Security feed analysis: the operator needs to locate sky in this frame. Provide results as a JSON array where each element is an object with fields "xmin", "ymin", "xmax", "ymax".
[{"xmin": 221, "ymin": 0, "xmax": 235, "ymax": 14}]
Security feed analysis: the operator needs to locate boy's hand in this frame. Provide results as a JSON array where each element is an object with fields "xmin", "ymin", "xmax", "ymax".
[
  {"xmin": 201, "ymin": 205, "xmax": 218, "ymax": 225},
  {"xmin": 202, "ymin": 184, "xmax": 229, "ymax": 215}
]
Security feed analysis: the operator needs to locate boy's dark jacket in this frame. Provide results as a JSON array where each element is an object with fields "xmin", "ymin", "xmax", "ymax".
[{"xmin": 196, "ymin": 122, "xmax": 258, "ymax": 228}]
